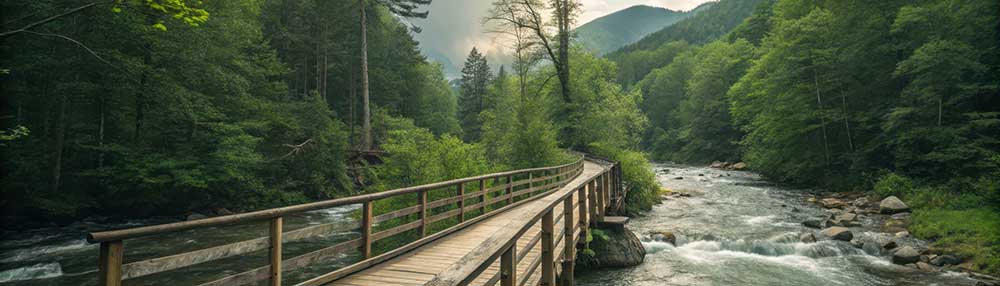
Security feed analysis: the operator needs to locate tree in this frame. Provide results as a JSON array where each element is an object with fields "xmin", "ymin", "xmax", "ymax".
[
  {"xmin": 459, "ymin": 47, "xmax": 493, "ymax": 141},
  {"xmin": 358, "ymin": 0, "xmax": 432, "ymax": 151}
]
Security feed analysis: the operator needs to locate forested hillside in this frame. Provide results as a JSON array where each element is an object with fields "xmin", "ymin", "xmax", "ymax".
[
  {"xmin": 0, "ymin": 0, "xmax": 460, "ymax": 221},
  {"xmin": 574, "ymin": 5, "xmax": 696, "ymax": 56},
  {"xmin": 617, "ymin": 0, "xmax": 1000, "ymax": 274}
]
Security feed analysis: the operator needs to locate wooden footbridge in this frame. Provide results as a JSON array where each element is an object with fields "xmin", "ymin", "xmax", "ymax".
[{"xmin": 87, "ymin": 154, "xmax": 625, "ymax": 286}]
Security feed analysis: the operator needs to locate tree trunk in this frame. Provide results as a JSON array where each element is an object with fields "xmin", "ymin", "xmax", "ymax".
[
  {"xmin": 557, "ymin": 0, "xmax": 571, "ymax": 104},
  {"xmin": 813, "ymin": 70, "xmax": 830, "ymax": 164},
  {"xmin": 98, "ymin": 93, "xmax": 105, "ymax": 169},
  {"xmin": 50, "ymin": 94, "xmax": 67, "ymax": 193},
  {"xmin": 937, "ymin": 95, "xmax": 942, "ymax": 127},
  {"xmin": 840, "ymin": 90, "xmax": 854, "ymax": 152},
  {"xmin": 360, "ymin": 0, "xmax": 372, "ymax": 151},
  {"xmin": 350, "ymin": 67, "xmax": 357, "ymax": 146}
]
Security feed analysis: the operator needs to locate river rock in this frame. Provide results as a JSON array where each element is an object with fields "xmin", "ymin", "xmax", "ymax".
[
  {"xmin": 892, "ymin": 246, "xmax": 921, "ymax": 265},
  {"xmin": 800, "ymin": 232, "xmax": 817, "ymax": 243},
  {"xmin": 186, "ymin": 213, "xmax": 208, "ymax": 221},
  {"xmin": 709, "ymin": 161, "xmax": 728, "ymax": 168},
  {"xmin": 850, "ymin": 239, "xmax": 864, "ymax": 248},
  {"xmin": 852, "ymin": 197, "xmax": 870, "ymax": 207},
  {"xmin": 730, "ymin": 162, "xmax": 747, "ymax": 170},
  {"xmin": 673, "ymin": 177, "xmax": 684, "ymax": 180},
  {"xmin": 803, "ymin": 218, "xmax": 825, "ymax": 229},
  {"xmin": 820, "ymin": 227, "xmax": 853, "ymax": 241},
  {"xmin": 215, "ymin": 208, "xmax": 234, "ymax": 216},
  {"xmin": 895, "ymin": 231, "xmax": 911, "ymax": 239},
  {"xmin": 880, "ymin": 196, "xmax": 910, "ymax": 214},
  {"xmin": 576, "ymin": 227, "xmax": 646, "ymax": 270},
  {"xmin": 882, "ymin": 240, "xmax": 898, "ymax": 250},
  {"xmin": 916, "ymin": 262, "xmax": 937, "ymax": 272},
  {"xmin": 828, "ymin": 212, "xmax": 858, "ymax": 226},
  {"xmin": 820, "ymin": 198, "xmax": 848, "ymax": 209},
  {"xmin": 651, "ymin": 231, "xmax": 677, "ymax": 246},
  {"xmin": 930, "ymin": 254, "xmax": 962, "ymax": 266}
]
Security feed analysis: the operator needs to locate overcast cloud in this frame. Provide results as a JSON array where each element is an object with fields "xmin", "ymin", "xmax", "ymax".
[{"xmin": 411, "ymin": 0, "xmax": 713, "ymax": 76}]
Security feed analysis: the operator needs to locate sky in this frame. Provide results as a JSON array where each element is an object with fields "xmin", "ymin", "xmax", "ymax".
[{"xmin": 411, "ymin": 0, "xmax": 713, "ymax": 77}]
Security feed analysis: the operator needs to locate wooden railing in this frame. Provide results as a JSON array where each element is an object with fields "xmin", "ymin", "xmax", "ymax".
[
  {"xmin": 87, "ymin": 157, "xmax": 586, "ymax": 286},
  {"xmin": 455, "ymin": 158, "xmax": 622, "ymax": 286}
]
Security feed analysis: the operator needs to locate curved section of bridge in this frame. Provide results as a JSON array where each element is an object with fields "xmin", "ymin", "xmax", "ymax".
[
  {"xmin": 320, "ymin": 160, "xmax": 607, "ymax": 286},
  {"xmin": 87, "ymin": 155, "xmax": 623, "ymax": 286}
]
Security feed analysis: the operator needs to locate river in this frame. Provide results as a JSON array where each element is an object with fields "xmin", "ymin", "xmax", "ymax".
[
  {"xmin": 0, "ymin": 163, "xmax": 983, "ymax": 285},
  {"xmin": 578, "ymin": 163, "xmax": 979, "ymax": 286}
]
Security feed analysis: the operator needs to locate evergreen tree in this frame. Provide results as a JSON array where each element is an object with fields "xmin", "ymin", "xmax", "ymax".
[{"xmin": 458, "ymin": 47, "xmax": 493, "ymax": 141}]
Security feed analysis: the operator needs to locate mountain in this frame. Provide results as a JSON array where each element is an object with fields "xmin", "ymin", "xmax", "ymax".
[
  {"xmin": 574, "ymin": 5, "xmax": 704, "ymax": 56},
  {"xmin": 608, "ymin": 0, "xmax": 767, "ymax": 57}
]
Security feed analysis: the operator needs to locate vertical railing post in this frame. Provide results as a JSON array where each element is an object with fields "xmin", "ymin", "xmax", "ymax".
[
  {"xmin": 588, "ymin": 180, "xmax": 598, "ymax": 226},
  {"xmin": 269, "ymin": 216, "xmax": 283, "ymax": 286},
  {"xmin": 541, "ymin": 209, "xmax": 555, "ymax": 286},
  {"xmin": 97, "ymin": 240, "xmax": 123, "ymax": 286},
  {"xmin": 577, "ymin": 187, "xmax": 587, "ymax": 246},
  {"xmin": 457, "ymin": 183, "xmax": 466, "ymax": 222},
  {"xmin": 478, "ymin": 179, "xmax": 487, "ymax": 215},
  {"xmin": 506, "ymin": 175, "xmax": 514, "ymax": 205},
  {"xmin": 597, "ymin": 175, "xmax": 606, "ymax": 219},
  {"xmin": 361, "ymin": 201, "xmax": 373, "ymax": 258},
  {"xmin": 562, "ymin": 197, "xmax": 575, "ymax": 286},
  {"xmin": 419, "ymin": 190, "xmax": 427, "ymax": 237},
  {"xmin": 604, "ymin": 173, "xmax": 611, "ymax": 211},
  {"xmin": 500, "ymin": 244, "xmax": 517, "ymax": 286}
]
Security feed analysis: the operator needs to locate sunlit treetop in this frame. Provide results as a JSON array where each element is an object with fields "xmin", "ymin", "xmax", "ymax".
[{"xmin": 112, "ymin": 0, "xmax": 210, "ymax": 31}]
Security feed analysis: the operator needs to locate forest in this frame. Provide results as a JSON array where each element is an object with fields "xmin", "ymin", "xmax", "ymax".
[
  {"xmin": 1, "ymin": 0, "xmax": 998, "ymax": 277},
  {"xmin": 614, "ymin": 0, "xmax": 999, "ymax": 274}
]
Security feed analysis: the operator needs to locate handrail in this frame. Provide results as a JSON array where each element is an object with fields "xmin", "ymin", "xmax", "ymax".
[{"xmin": 88, "ymin": 155, "xmax": 586, "ymax": 286}]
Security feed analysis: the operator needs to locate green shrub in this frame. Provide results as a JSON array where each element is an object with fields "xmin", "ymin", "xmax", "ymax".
[
  {"xmin": 911, "ymin": 208, "xmax": 1000, "ymax": 274},
  {"xmin": 873, "ymin": 173, "xmax": 915, "ymax": 198}
]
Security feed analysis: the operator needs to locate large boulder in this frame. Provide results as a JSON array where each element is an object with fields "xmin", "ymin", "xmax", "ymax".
[
  {"xmin": 577, "ymin": 227, "xmax": 646, "ymax": 270},
  {"xmin": 892, "ymin": 246, "xmax": 921, "ymax": 265},
  {"xmin": 820, "ymin": 227, "xmax": 854, "ymax": 241},
  {"xmin": 879, "ymin": 196, "xmax": 911, "ymax": 214},
  {"xmin": 828, "ymin": 212, "xmax": 858, "ymax": 227}
]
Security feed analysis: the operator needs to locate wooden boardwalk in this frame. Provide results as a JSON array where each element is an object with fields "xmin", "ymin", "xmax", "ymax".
[{"xmin": 328, "ymin": 161, "xmax": 606, "ymax": 286}]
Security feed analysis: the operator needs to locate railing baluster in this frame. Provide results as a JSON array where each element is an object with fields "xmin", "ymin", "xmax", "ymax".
[
  {"xmin": 457, "ymin": 183, "xmax": 466, "ymax": 222},
  {"xmin": 561, "ymin": 196, "xmax": 575, "ymax": 286},
  {"xmin": 506, "ymin": 175, "xmax": 514, "ymax": 204},
  {"xmin": 361, "ymin": 201, "xmax": 373, "ymax": 258},
  {"xmin": 269, "ymin": 217, "xmax": 283, "ymax": 286},
  {"xmin": 478, "ymin": 179, "xmax": 486, "ymax": 215},
  {"xmin": 98, "ymin": 240, "xmax": 123, "ymax": 286},
  {"xmin": 541, "ymin": 209, "xmax": 555, "ymax": 286},
  {"xmin": 500, "ymin": 244, "xmax": 516, "ymax": 286},
  {"xmin": 578, "ymin": 187, "xmax": 587, "ymax": 245},
  {"xmin": 419, "ymin": 190, "xmax": 427, "ymax": 237},
  {"xmin": 588, "ymin": 180, "xmax": 598, "ymax": 227},
  {"xmin": 598, "ymin": 175, "xmax": 606, "ymax": 219}
]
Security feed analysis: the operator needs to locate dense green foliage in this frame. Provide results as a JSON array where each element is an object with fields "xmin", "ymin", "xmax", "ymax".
[
  {"xmin": 615, "ymin": 0, "xmax": 999, "ymax": 273},
  {"xmin": 0, "ymin": 0, "xmax": 459, "ymax": 220},
  {"xmin": 574, "ymin": 5, "xmax": 692, "ymax": 56},
  {"xmin": 458, "ymin": 48, "xmax": 493, "ymax": 141}
]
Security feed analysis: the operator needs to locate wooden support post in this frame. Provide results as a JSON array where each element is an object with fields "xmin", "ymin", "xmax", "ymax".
[
  {"xmin": 419, "ymin": 190, "xmax": 427, "ymax": 237},
  {"xmin": 478, "ymin": 179, "xmax": 487, "ymax": 215},
  {"xmin": 577, "ymin": 187, "xmax": 587, "ymax": 244},
  {"xmin": 97, "ymin": 240, "xmax": 123, "ymax": 286},
  {"xmin": 506, "ymin": 175, "xmax": 513, "ymax": 204},
  {"xmin": 500, "ymin": 244, "xmax": 516, "ymax": 286},
  {"xmin": 528, "ymin": 172, "xmax": 533, "ymax": 197},
  {"xmin": 562, "ymin": 197, "xmax": 575, "ymax": 286},
  {"xmin": 269, "ymin": 217, "xmax": 283, "ymax": 286},
  {"xmin": 457, "ymin": 183, "xmax": 466, "ymax": 222},
  {"xmin": 541, "ymin": 209, "xmax": 555, "ymax": 286},
  {"xmin": 588, "ymin": 181, "xmax": 598, "ymax": 227},
  {"xmin": 361, "ymin": 201, "xmax": 373, "ymax": 258},
  {"xmin": 597, "ymin": 176, "xmax": 605, "ymax": 219},
  {"xmin": 604, "ymin": 173, "xmax": 611, "ymax": 211}
]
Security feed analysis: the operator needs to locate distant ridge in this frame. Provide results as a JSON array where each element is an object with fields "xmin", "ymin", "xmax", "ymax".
[{"xmin": 574, "ymin": 4, "xmax": 713, "ymax": 56}]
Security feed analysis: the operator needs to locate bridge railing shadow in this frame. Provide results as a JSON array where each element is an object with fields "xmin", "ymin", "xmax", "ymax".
[{"xmin": 86, "ymin": 156, "xmax": 586, "ymax": 286}]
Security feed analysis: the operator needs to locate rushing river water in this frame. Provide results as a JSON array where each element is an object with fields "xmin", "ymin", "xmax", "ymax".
[
  {"xmin": 578, "ymin": 163, "xmax": 980, "ymax": 286},
  {"xmin": 1, "ymin": 163, "xmax": 984, "ymax": 285}
]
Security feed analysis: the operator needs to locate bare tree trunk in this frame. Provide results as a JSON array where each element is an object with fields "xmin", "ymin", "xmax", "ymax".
[
  {"xmin": 360, "ymin": 0, "xmax": 372, "ymax": 150},
  {"xmin": 813, "ymin": 70, "xmax": 831, "ymax": 164},
  {"xmin": 557, "ymin": 0, "xmax": 571, "ymax": 104},
  {"xmin": 50, "ymin": 93, "xmax": 67, "ymax": 193},
  {"xmin": 98, "ymin": 93, "xmax": 105, "ymax": 168},
  {"xmin": 840, "ymin": 90, "xmax": 854, "ymax": 152},
  {"xmin": 350, "ymin": 68, "xmax": 357, "ymax": 146},
  {"xmin": 322, "ymin": 48, "xmax": 329, "ymax": 105}
]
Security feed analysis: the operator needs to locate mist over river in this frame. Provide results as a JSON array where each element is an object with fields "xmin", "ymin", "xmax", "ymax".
[{"xmin": 578, "ymin": 163, "xmax": 980, "ymax": 286}]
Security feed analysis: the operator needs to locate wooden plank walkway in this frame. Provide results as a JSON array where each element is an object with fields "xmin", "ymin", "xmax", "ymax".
[{"xmin": 328, "ymin": 161, "xmax": 607, "ymax": 286}]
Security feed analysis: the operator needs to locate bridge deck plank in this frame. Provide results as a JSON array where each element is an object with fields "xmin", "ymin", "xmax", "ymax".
[{"xmin": 328, "ymin": 161, "xmax": 605, "ymax": 286}]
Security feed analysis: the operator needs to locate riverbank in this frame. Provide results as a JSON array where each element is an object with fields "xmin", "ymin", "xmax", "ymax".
[{"xmin": 578, "ymin": 163, "xmax": 990, "ymax": 286}]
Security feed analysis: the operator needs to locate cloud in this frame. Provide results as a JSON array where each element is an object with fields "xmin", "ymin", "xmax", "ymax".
[{"xmin": 412, "ymin": 0, "xmax": 712, "ymax": 76}]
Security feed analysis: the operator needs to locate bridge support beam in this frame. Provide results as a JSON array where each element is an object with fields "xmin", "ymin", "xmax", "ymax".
[
  {"xmin": 501, "ymin": 244, "xmax": 516, "ymax": 286},
  {"xmin": 541, "ymin": 209, "xmax": 555, "ymax": 286},
  {"xmin": 561, "ymin": 195, "xmax": 576, "ymax": 286},
  {"xmin": 269, "ymin": 217, "xmax": 283, "ymax": 286}
]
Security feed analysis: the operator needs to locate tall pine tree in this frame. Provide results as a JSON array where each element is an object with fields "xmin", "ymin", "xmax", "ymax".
[{"xmin": 459, "ymin": 47, "xmax": 492, "ymax": 141}]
